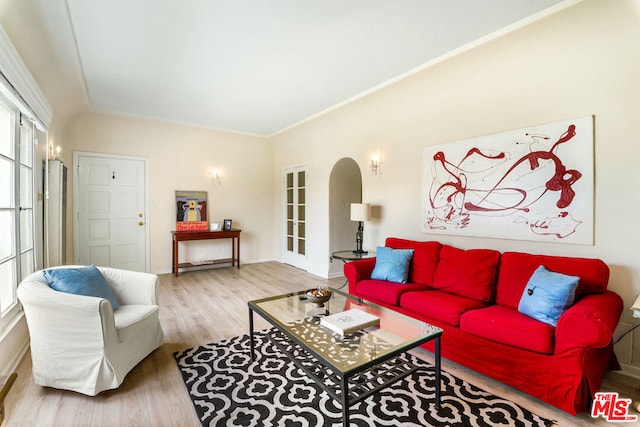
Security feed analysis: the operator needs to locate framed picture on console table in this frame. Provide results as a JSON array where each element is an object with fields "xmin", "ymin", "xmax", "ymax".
[
  {"xmin": 175, "ymin": 190, "xmax": 208, "ymax": 231},
  {"xmin": 223, "ymin": 219, "xmax": 232, "ymax": 231}
]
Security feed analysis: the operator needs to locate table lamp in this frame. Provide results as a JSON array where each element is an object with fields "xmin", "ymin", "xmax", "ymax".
[{"xmin": 350, "ymin": 203, "xmax": 370, "ymax": 254}]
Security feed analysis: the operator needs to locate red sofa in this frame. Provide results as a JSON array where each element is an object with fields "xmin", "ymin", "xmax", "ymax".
[{"xmin": 344, "ymin": 237, "xmax": 623, "ymax": 415}]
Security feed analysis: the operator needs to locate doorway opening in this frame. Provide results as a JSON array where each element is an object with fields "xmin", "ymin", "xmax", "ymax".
[{"xmin": 328, "ymin": 158, "xmax": 362, "ymax": 278}]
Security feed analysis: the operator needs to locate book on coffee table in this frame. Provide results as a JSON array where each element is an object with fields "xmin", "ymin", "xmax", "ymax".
[{"xmin": 320, "ymin": 308, "xmax": 380, "ymax": 336}]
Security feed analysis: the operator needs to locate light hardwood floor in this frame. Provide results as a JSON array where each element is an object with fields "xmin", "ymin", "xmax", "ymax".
[{"xmin": 4, "ymin": 261, "xmax": 638, "ymax": 426}]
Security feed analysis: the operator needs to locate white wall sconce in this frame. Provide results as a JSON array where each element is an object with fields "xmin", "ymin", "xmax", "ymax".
[
  {"xmin": 209, "ymin": 168, "xmax": 222, "ymax": 185},
  {"xmin": 370, "ymin": 155, "xmax": 381, "ymax": 176},
  {"xmin": 49, "ymin": 144, "xmax": 62, "ymax": 160}
]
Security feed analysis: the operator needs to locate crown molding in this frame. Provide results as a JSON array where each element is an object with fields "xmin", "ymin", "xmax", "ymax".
[{"xmin": 0, "ymin": 24, "xmax": 52, "ymax": 129}]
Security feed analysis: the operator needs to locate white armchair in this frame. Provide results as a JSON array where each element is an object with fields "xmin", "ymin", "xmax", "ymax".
[{"xmin": 17, "ymin": 266, "xmax": 164, "ymax": 396}]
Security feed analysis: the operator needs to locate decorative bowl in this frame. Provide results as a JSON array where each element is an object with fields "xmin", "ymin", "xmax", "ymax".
[{"xmin": 306, "ymin": 288, "xmax": 332, "ymax": 307}]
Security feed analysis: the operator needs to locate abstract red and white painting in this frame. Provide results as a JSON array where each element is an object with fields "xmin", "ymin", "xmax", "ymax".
[{"xmin": 422, "ymin": 116, "xmax": 593, "ymax": 244}]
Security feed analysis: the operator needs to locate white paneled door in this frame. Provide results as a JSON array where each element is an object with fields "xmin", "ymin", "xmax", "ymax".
[
  {"xmin": 282, "ymin": 166, "xmax": 307, "ymax": 271},
  {"xmin": 75, "ymin": 153, "xmax": 148, "ymax": 272}
]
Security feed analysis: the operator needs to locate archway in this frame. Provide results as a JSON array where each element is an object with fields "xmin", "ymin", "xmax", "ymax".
[{"xmin": 328, "ymin": 158, "xmax": 362, "ymax": 278}]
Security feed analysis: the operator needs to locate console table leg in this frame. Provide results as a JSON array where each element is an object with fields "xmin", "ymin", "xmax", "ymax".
[
  {"xmin": 232, "ymin": 238, "xmax": 235, "ymax": 268},
  {"xmin": 172, "ymin": 238, "xmax": 178, "ymax": 277}
]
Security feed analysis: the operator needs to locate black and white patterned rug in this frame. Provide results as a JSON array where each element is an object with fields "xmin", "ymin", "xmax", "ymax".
[{"xmin": 174, "ymin": 329, "xmax": 554, "ymax": 426}]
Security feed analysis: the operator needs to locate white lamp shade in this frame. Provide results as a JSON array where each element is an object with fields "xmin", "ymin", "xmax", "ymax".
[{"xmin": 350, "ymin": 203, "xmax": 370, "ymax": 221}]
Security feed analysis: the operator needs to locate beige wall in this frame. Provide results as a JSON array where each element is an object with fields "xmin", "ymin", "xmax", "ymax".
[
  {"xmin": 4, "ymin": 0, "xmax": 640, "ymax": 371},
  {"xmin": 64, "ymin": 112, "xmax": 274, "ymax": 273},
  {"xmin": 271, "ymin": 0, "xmax": 640, "ymax": 366}
]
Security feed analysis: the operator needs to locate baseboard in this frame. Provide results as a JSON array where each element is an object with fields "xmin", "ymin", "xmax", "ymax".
[
  {"xmin": 0, "ymin": 313, "xmax": 29, "ymax": 377},
  {"xmin": 618, "ymin": 363, "xmax": 640, "ymax": 380}
]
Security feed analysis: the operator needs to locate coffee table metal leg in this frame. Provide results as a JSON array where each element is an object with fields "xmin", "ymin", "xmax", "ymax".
[
  {"xmin": 435, "ymin": 335, "xmax": 441, "ymax": 408},
  {"xmin": 249, "ymin": 308, "xmax": 255, "ymax": 362},
  {"xmin": 340, "ymin": 374, "xmax": 349, "ymax": 426}
]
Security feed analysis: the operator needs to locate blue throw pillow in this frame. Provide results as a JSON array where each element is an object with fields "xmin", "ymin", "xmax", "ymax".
[
  {"xmin": 517, "ymin": 265, "xmax": 579, "ymax": 327},
  {"xmin": 370, "ymin": 246, "xmax": 414, "ymax": 284},
  {"xmin": 43, "ymin": 265, "xmax": 120, "ymax": 310}
]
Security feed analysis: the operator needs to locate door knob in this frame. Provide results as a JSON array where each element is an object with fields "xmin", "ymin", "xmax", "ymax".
[{"xmin": 138, "ymin": 221, "xmax": 144, "ymax": 226}]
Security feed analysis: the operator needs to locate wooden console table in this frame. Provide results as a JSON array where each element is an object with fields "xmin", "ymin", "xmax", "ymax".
[{"xmin": 171, "ymin": 229, "xmax": 241, "ymax": 277}]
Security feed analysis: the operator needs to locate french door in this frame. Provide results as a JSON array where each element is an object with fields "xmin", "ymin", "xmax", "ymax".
[
  {"xmin": 282, "ymin": 166, "xmax": 307, "ymax": 270},
  {"xmin": 74, "ymin": 153, "xmax": 148, "ymax": 272}
]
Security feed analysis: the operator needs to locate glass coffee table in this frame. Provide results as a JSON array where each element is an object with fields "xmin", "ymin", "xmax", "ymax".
[{"xmin": 248, "ymin": 287, "xmax": 442, "ymax": 426}]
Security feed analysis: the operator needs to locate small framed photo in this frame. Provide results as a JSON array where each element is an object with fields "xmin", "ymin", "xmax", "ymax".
[{"xmin": 223, "ymin": 219, "xmax": 233, "ymax": 231}]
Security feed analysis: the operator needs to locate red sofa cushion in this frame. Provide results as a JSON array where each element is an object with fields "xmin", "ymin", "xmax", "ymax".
[
  {"xmin": 460, "ymin": 305, "xmax": 556, "ymax": 355},
  {"xmin": 355, "ymin": 280, "xmax": 427, "ymax": 306},
  {"xmin": 496, "ymin": 252, "xmax": 610, "ymax": 309},
  {"xmin": 399, "ymin": 290, "xmax": 489, "ymax": 327},
  {"xmin": 385, "ymin": 238, "xmax": 441, "ymax": 286},
  {"xmin": 431, "ymin": 245, "xmax": 500, "ymax": 302}
]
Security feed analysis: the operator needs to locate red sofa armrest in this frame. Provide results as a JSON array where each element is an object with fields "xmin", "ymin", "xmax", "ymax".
[
  {"xmin": 344, "ymin": 258, "xmax": 376, "ymax": 295},
  {"xmin": 555, "ymin": 290, "xmax": 623, "ymax": 354}
]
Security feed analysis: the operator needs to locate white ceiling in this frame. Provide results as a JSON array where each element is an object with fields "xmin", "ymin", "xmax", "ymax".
[{"xmin": 63, "ymin": 0, "xmax": 568, "ymax": 136}]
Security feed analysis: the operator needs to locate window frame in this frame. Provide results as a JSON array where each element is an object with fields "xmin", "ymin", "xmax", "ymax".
[{"xmin": 0, "ymin": 91, "xmax": 36, "ymax": 331}]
